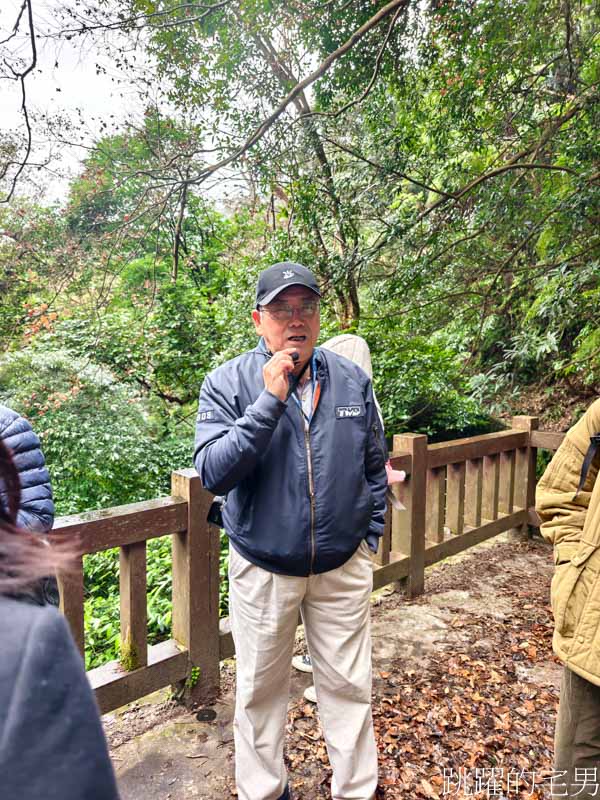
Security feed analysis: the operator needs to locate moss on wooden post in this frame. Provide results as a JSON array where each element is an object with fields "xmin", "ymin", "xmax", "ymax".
[
  {"xmin": 171, "ymin": 469, "xmax": 221, "ymax": 705},
  {"xmin": 119, "ymin": 632, "xmax": 141, "ymax": 672}
]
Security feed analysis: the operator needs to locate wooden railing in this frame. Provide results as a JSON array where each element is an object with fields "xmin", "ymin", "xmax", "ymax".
[
  {"xmin": 56, "ymin": 416, "xmax": 565, "ymax": 714},
  {"xmin": 55, "ymin": 472, "xmax": 220, "ymax": 713}
]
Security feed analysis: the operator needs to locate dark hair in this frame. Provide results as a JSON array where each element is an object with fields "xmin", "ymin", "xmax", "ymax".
[{"xmin": 0, "ymin": 440, "xmax": 76, "ymax": 595}]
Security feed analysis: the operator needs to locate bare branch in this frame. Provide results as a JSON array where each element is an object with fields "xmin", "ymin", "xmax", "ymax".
[
  {"xmin": 0, "ymin": 0, "xmax": 27, "ymax": 46},
  {"xmin": 1, "ymin": 0, "xmax": 37, "ymax": 203},
  {"xmin": 43, "ymin": 0, "xmax": 234, "ymax": 38}
]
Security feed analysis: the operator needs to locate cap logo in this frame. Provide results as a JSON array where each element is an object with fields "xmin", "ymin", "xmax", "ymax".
[{"xmin": 282, "ymin": 270, "xmax": 295, "ymax": 279}]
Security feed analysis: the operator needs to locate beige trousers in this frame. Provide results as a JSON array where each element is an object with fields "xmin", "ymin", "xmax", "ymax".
[{"xmin": 228, "ymin": 541, "xmax": 378, "ymax": 800}]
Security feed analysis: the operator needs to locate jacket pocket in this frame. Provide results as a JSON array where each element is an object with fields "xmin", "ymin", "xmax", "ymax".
[
  {"xmin": 225, "ymin": 482, "xmax": 253, "ymax": 536},
  {"xmin": 359, "ymin": 479, "xmax": 375, "ymax": 523},
  {"xmin": 552, "ymin": 541, "xmax": 600, "ymax": 636}
]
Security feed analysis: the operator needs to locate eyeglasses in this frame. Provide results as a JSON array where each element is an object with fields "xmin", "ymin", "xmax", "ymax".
[{"xmin": 259, "ymin": 301, "xmax": 320, "ymax": 321}]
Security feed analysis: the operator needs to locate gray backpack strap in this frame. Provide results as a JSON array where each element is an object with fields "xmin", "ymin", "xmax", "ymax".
[{"xmin": 574, "ymin": 434, "xmax": 600, "ymax": 500}]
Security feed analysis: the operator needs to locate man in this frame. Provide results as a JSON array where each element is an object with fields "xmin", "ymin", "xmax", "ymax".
[
  {"xmin": 536, "ymin": 398, "xmax": 600, "ymax": 800},
  {"xmin": 194, "ymin": 262, "xmax": 387, "ymax": 800},
  {"xmin": 292, "ymin": 333, "xmax": 406, "ymax": 705}
]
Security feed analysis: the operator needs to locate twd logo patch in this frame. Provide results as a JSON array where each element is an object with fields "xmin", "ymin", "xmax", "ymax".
[{"xmin": 336, "ymin": 405, "xmax": 363, "ymax": 419}]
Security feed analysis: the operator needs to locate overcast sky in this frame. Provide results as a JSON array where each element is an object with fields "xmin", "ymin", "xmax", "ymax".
[{"xmin": 1, "ymin": 0, "xmax": 147, "ymax": 201}]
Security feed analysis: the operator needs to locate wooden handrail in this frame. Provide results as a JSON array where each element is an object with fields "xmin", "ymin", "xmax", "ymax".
[
  {"xmin": 90, "ymin": 640, "xmax": 188, "ymax": 715},
  {"xmin": 57, "ymin": 420, "xmax": 566, "ymax": 715},
  {"xmin": 530, "ymin": 430, "xmax": 566, "ymax": 451},
  {"xmin": 427, "ymin": 430, "xmax": 528, "ymax": 468},
  {"xmin": 57, "ymin": 474, "xmax": 220, "ymax": 712},
  {"xmin": 54, "ymin": 496, "xmax": 188, "ymax": 554}
]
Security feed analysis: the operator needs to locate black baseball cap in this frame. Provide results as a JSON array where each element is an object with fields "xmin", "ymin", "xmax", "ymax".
[{"xmin": 256, "ymin": 262, "xmax": 321, "ymax": 307}]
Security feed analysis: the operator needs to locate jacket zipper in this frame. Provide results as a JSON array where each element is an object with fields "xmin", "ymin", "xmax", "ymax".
[
  {"xmin": 296, "ymin": 371, "xmax": 316, "ymax": 573},
  {"xmin": 286, "ymin": 350, "xmax": 319, "ymax": 574},
  {"xmin": 261, "ymin": 342, "xmax": 318, "ymax": 571},
  {"xmin": 304, "ymin": 425, "xmax": 316, "ymax": 572}
]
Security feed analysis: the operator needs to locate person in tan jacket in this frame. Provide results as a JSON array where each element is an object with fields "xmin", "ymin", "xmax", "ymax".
[{"xmin": 536, "ymin": 398, "xmax": 600, "ymax": 800}]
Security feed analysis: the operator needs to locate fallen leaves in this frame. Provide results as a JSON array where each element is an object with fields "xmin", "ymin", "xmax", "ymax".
[{"xmin": 283, "ymin": 541, "xmax": 558, "ymax": 799}]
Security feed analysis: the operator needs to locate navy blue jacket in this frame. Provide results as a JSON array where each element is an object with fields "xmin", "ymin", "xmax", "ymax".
[
  {"xmin": 0, "ymin": 405, "xmax": 54, "ymax": 532},
  {"xmin": 194, "ymin": 340, "xmax": 387, "ymax": 577},
  {"xmin": 0, "ymin": 596, "xmax": 119, "ymax": 800}
]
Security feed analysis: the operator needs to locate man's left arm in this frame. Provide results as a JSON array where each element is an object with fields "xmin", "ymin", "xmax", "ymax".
[{"xmin": 363, "ymin": 381, "xmax": 387, "ymax": 552}]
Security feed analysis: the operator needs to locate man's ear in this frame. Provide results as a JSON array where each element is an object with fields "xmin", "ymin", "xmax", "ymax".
[{"xmin": 252, "ymin": 309, "xmax": 262, "ymax": 335}]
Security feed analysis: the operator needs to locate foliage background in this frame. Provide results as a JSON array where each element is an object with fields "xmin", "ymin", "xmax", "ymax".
[{"xmin": 0, "ymin": 0, "xmax": 598, "ymax": 667}]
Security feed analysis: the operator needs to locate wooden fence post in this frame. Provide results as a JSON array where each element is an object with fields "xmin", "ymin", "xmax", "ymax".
[
  {"xmin": 393, "ymin": 433, "xmax": 427, "ymax": 597},
  {"xmin": 446, "ymin": 462, "xmax": 466, "ymax": 536},
  {"xmin": 464, "ymin": 459, "xmax": 483, "ymax": 528},
  {"xmin": 119, "ymin": 542, "xmax": 147, "ymax": 670},
  {"xmin": 512, "ymin": 416, "xmax": 539, "ymax": 537},
  {"xmin": 481, "ymin": 454, "xmax": 500, "ymax": 522},
  {"xmin": 171, "ymin": 468, "xmax": 221, "ymax": 704},
  {"xmin": 426, "ymin": 466, "xmax": 446, "ymax": 544},
  {"xmin": 58, "ymin": 557, "xmax": 85, "ymax": 658}
]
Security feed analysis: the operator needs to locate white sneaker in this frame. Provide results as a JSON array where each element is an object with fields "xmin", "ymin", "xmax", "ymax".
[
  {"xmin": 303, "ymin": 684, "xmax": 317, "ymax": 704},
  {"xmin": 292, "ymin": 654, "xmax": 313, "ymax": 673}
]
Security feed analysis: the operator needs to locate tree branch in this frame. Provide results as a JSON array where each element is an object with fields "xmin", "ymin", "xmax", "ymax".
[
  {"xmin": 299, "ymin": 1, "xmax": 406, "ymax": 120},
  {"xmin": 185, "ymin": 0, "xmax": 412, "ymax": 187},
  {"xmin": 322, "ymin": 135, "xmax": 456, "ymax": 199},
  {"xmin": 1, "ymin": 0, "xmax": 37, "ymax": 203},
  {"xmin": 44, "ymin": 0, "xmax": 234, "ymax": 37},
  {"xmin": 133, "ymin": 375, "xmax": 192, "ymax": 406},
  {"xmin": 0, "ymin": 0, "xmax": 27, "ymax": 46}
]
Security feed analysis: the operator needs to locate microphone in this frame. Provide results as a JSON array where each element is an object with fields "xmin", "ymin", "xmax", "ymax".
[{"xmin": 286, "ymin": 351, "xmax": 309, "ymax": 400}]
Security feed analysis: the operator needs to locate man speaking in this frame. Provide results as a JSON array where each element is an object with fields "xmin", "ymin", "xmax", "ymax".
[{"xmin": 194, "ymin": 262, "xmax": 387, "ymax": 800}]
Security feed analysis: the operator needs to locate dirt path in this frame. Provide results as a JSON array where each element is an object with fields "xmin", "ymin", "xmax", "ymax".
[{"xmin": 108, "ymin": 536, "xmax": 560, "ymax": 800}]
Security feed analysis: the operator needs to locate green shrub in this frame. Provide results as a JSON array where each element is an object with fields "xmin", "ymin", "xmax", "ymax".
[
  {"xmin": 0, "ymin": 346, "xmax": 194, "ymax": 668},
  {"xmin": 355, "ymin": 319, "xmax": 498, "ymax": 441}
]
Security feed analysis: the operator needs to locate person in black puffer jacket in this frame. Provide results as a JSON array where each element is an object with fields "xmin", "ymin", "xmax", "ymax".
[
  {"xmin": 0, "ymin": 439, "xmax": 120, "ymax": 800},
  {"xmin": 0, "ymin": 404, "xmax": 57, "ymax": 603},
  {"xmin": 0, "ymin": 404, "xmax": 55, "ymax": 531}
]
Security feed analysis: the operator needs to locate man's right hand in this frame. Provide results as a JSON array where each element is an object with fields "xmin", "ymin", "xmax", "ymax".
[{"xmin": 263, "ymin": 348, "xmax": 298, "ymax": 402}]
